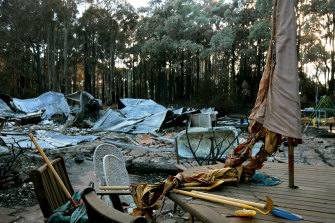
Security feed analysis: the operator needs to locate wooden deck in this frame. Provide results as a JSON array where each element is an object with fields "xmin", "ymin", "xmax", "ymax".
[{"xmin": 169, "ymin": 162, "xmax": 335, "ymax": 223}]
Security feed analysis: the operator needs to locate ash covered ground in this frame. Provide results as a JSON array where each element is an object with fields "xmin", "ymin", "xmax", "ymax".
[{"xmin": 0, "ymin": 121, "xmax": 334, "ymax": 223}]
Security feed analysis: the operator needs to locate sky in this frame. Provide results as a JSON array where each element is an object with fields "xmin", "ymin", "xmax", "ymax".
[
  {"xmin": 78, "ymin": 1, "xmax": 150, "ymax": 16},
  {"xmin": 126, "ymin": 0, "xmax": 223, "ymax": 8},
  {"xmin": 126, "ymin": 0, "xmax": 150, "ymax": 9}
]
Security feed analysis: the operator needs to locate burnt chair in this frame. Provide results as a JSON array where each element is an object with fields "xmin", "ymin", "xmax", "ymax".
[
  {"xmin": 29, "ymin": 156, "xmax": 74, "ymax": 221},
  {"xmin": 82, "ymin": 187, "xmax": 147, "ymax": 223}
]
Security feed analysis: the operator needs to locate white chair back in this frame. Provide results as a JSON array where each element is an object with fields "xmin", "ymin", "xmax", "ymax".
[
  {"xmin": 93, "ymin": 143, "xmax": 125, "ymax": 186},
  {"xmin": 103, "ymin": 154, "xmax": 133, "ymax": 207}
]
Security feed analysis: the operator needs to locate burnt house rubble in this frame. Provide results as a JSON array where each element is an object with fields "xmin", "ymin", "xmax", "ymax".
[
  {"xmin": 0, "ymin": 91, "xmax": 334, "ymax": 213},
  {"xmin": 0, "ymin": 92, "xmax": 225, "ymax": 186},
  {"xmin": 0, "ymin": 92, "xmax": 334, "ymax": 160},
  {"xmin": 66, "ymin": 91, "xmax": 102, "ymax": 127},
  {"xmin": 0, "ymin": 92, "xmax": 334, "ymax": 170}
]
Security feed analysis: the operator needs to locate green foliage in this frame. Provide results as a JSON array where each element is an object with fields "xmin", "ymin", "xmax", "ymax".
[
  {"xmin": 210, "ymin": 27, "xmax": 234, "ymax": 52},
  {"xmin": 255, "ymin": 0, "xmax": 272, "ymax": 18},
  {"xmin": 248, "ymin": 20, "xmax": 271, "ymax": 42},
  {"xmin": 0, "ymin": 0, "xmax": 332, "ymax": 108}
]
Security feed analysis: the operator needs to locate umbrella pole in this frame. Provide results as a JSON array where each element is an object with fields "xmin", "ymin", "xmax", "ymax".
[{"xmin": 288, "ymin": 137, "xmax": 294, "ymax": 188}]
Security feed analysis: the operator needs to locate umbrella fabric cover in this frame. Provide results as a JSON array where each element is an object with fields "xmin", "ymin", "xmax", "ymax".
[{"xmin": 249, "ymin": 0, "xmax": 301, "ymax": 140}]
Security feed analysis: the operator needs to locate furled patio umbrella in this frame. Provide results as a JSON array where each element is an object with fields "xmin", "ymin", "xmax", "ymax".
[{"xmin": 225, "ymin": 0, "xmax": 302, "ymax": 187}]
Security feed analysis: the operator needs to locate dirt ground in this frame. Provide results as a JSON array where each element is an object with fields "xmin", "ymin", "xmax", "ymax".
[{"xmin": 0, "ymin": 125, "xmax": 334, "ymax": 223}]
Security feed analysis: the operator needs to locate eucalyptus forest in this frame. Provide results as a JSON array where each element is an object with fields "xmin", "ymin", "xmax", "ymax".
[{"xmin": 0, "ymin": 0, "xmax": 334, "ymax": 112}]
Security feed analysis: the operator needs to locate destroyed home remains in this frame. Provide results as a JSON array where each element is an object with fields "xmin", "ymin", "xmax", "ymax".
[{"xmin": 0, "ymin": 0, "xmax": 335, "ymax": 223}]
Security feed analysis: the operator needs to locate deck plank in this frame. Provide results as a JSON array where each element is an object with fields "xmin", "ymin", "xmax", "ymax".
[
  {"xmin": 221, "ymin": 188, "xmax": 335, "ymax": 205},
  {"xmin": 172, "ymin": 162, "xmax": 335, "ymax": 223}
]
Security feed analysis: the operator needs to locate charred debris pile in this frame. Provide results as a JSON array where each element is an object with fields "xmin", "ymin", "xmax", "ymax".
[
  {"xmin": 0, "ymin": 91, "xmax": 244, "ymax": 189},
  {"xmin": 1, "ymin": 91, "xmax": 334, "ymax": 193}
]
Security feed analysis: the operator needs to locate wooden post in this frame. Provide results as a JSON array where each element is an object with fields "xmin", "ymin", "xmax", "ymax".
[
  {"xmin": 175, "ymin": 137, "xmax": 179, "ymax": 164},
  {"xmin": 288, "ymin": 137, "xmax": 294, "ymax": 188}
]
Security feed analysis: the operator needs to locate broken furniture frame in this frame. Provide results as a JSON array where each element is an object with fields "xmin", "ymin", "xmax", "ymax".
[
  {"xmin": 174, "ymin": 123, "xmax": 243, "ymax": 172},
  {"xmin": 29, "ymin": 156, "xmax": 74, "ymax": 220},
  {"xmin": 82, "ymin": 187, "xmax": 147, "ymax": 223},
  {"xmin": 96, "ymin": 188, "xmax": 131, "ymax": 212}
]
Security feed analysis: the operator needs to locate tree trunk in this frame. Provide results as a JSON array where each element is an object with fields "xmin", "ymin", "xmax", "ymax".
[
  {"xmin": 120, "ymin": 76, "xmax": 124, "ymax": 99},
  {"xmin": 102, "ymin": 70, "xmax": 105, "ymax": 103},
  {"xmin": 186, "ymin": 54, "xmax": 192, "ymax": 100},
  {"xmin": 139, "ymin": 64, "xmax": 142, "ymax": 98},
  {"xmin": 125, "ymin": 69, "xmax": 129, "ymax": 98},
  {"xmin": 132, "ymin": 57, "xmax": 136, "ymax": 97},
  {"xmin": 231, "ymin": 43, "xmax": 236, "ymax": 96},
  {"xmin": 42, "ymin": 48, "xmax": 47, "ymax": 92},
  {"xmin": 196, "ymin": 51, "xmax": 200, "ymax": 97},
  {"xmin": 168, "ymin": 59, "xmax": 173, "ymax": 102},
  {"xmin": 92, "ymin": 37, "xmax": 96, "ymax": 97},
  {"xmin": 257, "ymin": 41, "xmax": 261, "ymax": 80},
  {"xmin": 296, "ymin": 0, "xmax": 303, "ymax": 79},
  {"xmin": 84, "ymin": 33, "xmax": 91, "ymax": 93},
  {"xmin": 143, "ymin": 60, "xmax": 148, "ymax": 98},
  {"xmin": 73, "ymin": 63, "xmax": 77, "ymax": 93},
  {"xmin": 205, "ymin": 57, "xmax": 212, "ymax": 90},
  {"xmin": 113, "ymin": 75, "xmax": 117, "ymax": 103},
  {"xmin": 180, "ymin": 52, "xmax": 184, "ymax": 99},
  {"xmin": 47, "ymin": 24, "xmax": 52, "ymax": 91},
  {"xmin": 156, "ymin": 66, "xmax": 161, "ymax": 102},
  {"xmin": 13, "ymin": 70, "xmax": 17, "ymax": 97},
  {"xmin": 35, "ymin": 46, "xmax": 43, "ymax": 95},
  {"xmin": 109, "ymin": 33, "xmax": 116, "ymax": 102},
  {"xmin": 62, "ymin": 22, "xmax": 68, "ymax": 94},
  {"xmin": 330, "ymin": 52, "xmax": 335, "ymax": 92},
  {"xmin": 222, "ymin": 55, "xmax": 228, "ymax": 95},
  {"xmin": 161, "ymin": 63, "xmax": 167, "ymax": 104},
  {"xmin": 105, "ymin": 61, "xmax": 109, "ymax": 103},
  {"xmin": 330, "ymin": 14, "xmax": 335, "ymax": 92},
  {"xmin": 150, "ymin": 67, "xmax": 155, "ymax": 99},
  {"xmin": 51, "ymin": 24, "xmax": 57, "ymax": 91}
]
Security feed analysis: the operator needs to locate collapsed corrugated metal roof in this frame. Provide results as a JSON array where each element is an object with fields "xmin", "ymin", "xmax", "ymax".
[
  {"xmin": 0, "ymin": 130, "xmax": 98, "ymax": 149},
  {"xmin": 0, "ymin": 99, "xmax": 18, "ymax": 118},
  {"xmin": 93, "ymin": 99, "xmax": 167, "ymax": 134},
  {"xmin": 0, "ymin": 92, "xmax": 70, "ymax": 120},
  {"xmin": 119, "ymin": 98, "xmax": 166, "ymax": 118}
]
